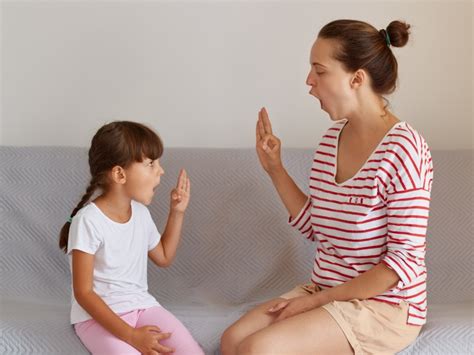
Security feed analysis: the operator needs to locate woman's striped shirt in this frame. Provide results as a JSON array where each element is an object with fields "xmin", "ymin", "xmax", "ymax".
[{"xmin": 289, "ymin": 119, "xmax": 433, "ymax": 325}]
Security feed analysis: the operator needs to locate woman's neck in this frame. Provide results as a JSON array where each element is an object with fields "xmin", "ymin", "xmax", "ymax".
[{"xmin": 345, "ymin": 94, "xmax": 399, "ymax": 138}]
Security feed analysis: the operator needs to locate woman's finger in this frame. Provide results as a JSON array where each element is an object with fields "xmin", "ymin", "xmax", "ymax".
[
  {"xmin": 257, "ymin": 110, "xmax": 267, "ymax": 138},
  {"xmin": 268, "ymin": 301, "xmax": 289, "ymax": 313},
  {"xmin": 261, "ymin": 135, "xmax": 279, "ymax": 153},
  {"xmin": 256, "ymin": 120, "xmax": 262, "ymax": 143},
  {"xmin": 261, "ymin": 107, "xmax": 273, "ymax": 135},
  {"xmin": 186, "ymin": 177, "xmax": 190, "ymax": 194}
]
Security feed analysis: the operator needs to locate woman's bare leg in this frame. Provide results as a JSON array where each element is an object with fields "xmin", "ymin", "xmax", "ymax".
[
  {"xmin": 236, "ymin": 306, "xmax": 353, "ymax": 355},
  {"xmin": 220, "ymin": 297, "xmax": 288, "ymax": 355}
]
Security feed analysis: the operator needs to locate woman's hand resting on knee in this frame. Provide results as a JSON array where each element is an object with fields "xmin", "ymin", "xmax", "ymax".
[{"xmin": 268, "ymin": 294, "xmax": 327, "ymax": 323}]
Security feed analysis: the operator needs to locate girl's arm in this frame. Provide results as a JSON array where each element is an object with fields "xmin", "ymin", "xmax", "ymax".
[
  {"xmin": 148, "ymin": 210, "xmax": 185, "ymax": 267},
  {"xmin": 72, "ymin": 250, "xmax": 135, "ymax": 342},
  {"xmin": 148, "ymin": 169, "xmax": 190, "ymax": 267},
  {"xmin": 72, "ymin": 250, "xmax": 173, "ymax": 353}
]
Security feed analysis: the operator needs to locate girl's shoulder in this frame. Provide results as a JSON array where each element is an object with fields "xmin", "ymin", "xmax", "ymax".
[
  {"xmin": 75, "ymin": 202, "xmax": 100, "ymax": 221},
  {"xmin": 131, "ymin": 200, "xmax": 151, "ymax": 217}
]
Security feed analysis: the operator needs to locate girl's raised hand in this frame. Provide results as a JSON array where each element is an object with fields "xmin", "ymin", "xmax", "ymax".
[
  {"xmin": 256, "ymin": 107, "xmax": 283, "ymax": 175},
  {"xmin": 170, "ymin": 169, "xmax": 190, "ymax": 213}
]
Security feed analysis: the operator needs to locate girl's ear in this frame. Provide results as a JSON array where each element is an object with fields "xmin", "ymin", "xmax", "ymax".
[
  {"xmin": 110, "ymin": 166, "xmax": 126, "ymax": 184},
  {"xmin": 350, "ymin": 69, "xmax": 366, "ymax": 89}
]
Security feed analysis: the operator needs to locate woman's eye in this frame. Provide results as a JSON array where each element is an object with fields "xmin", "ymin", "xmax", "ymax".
[{"xmin": 316, "ymin": 72, "xmax": 325, "ymax": 75}]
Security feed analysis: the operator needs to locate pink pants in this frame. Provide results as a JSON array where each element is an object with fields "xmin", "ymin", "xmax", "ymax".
[{"xmin": 74, "ymin": 306, "xmax": 204, "ymax": 355}]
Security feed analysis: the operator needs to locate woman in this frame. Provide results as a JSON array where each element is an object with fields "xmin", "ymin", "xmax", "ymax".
[{"xmin": 221, "ymin": 19, "xmax": 433, "ymax": 355}]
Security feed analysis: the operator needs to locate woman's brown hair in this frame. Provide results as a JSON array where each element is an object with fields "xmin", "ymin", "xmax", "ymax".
[
  {"xmin": 59, "ymin": 121, "xmax": 164, "ymax": 252},
  {"xmin": 319, "ymin": 19, "xmax": 411, "ymax": 95}
]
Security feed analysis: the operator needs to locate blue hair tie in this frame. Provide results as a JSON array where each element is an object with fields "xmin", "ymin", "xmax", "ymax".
[{"xmin": 67, "ymin": 216, "xmax": 73, "ymax": 223}]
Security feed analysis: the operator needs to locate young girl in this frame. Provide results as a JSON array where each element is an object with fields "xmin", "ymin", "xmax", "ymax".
[
  {"xmin": 221, "ymin": 20, "xmax": 433, "ymax": 354},
  {"xmin": 59, "ymin": 121, "xmax": 203, "ymax": 354}
]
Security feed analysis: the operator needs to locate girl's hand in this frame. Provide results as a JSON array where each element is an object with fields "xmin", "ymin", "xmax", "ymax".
[
  {"xmin": 130, "ymin": 325, "xmax": 174, "ymax": 354},
  {"xmin": 170, "ymin": 169, "xmax": 190, "ymax": 213},
  {"xmin": 256, "ymin": 107, "xmax": 283, "ymax": 175},
  {"xmin": 267, "ymin": 295, "xmax": 323, "ymax": 323}
]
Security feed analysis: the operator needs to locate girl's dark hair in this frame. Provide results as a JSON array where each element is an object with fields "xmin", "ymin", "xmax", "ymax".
[
  {"xmin": 319, "ymin": 19, "xmax": 411, "ymax": 95},
  {"xmin": 59, "ymin": 121, "xmax": 163, "ymax": 252}
]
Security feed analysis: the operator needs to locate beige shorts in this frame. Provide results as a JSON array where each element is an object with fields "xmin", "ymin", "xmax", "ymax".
[{"xmin": 280, "ymin": 284, "xmax": 422, "ymax": 355}]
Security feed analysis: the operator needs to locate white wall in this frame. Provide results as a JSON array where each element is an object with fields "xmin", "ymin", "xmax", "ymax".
[{"xmin": 1, "ymin": 0, "xmax": 472, "ymax": 149}]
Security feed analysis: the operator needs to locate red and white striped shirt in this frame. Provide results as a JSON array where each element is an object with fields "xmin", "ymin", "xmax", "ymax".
[{"xmin": 289, "ymin": 119, "xmax": 433, "ymax": 325}]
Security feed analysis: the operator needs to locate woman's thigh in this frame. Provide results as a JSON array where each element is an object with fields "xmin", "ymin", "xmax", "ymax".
[
  {"xmin": 221, "ymin": 285, "xmax": 314, "ymax": 353},
  {"xmin": 136, "ymin": 306, "xmax": 204, "ymax": 355},
  {"xmin": 221, "ymin": 297, "xmax": 290, "ymax": 347},
  {"xmin": 237, "ymin": 306, "xmax": 353, "ymax": 355}
]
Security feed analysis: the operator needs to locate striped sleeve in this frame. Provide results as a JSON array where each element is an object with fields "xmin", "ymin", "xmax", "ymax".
[
  {"xmin": 288, "ymin": 197, "xmax": 314, "ymax": 241},
  {"xmin": 382, "ymin": 130, "xmax": 433, "ymax": 289}
]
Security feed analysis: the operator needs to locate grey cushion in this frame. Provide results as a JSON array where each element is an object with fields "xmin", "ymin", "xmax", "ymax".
[{"xmin": 1, "ymin": 147, "xmax": 473, "ymax": 354}]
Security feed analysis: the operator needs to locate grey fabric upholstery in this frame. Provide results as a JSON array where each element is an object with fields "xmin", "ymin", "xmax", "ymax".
[{"xmin": 1, "ymin": 147, "xmax": 472, "ymax": 354}]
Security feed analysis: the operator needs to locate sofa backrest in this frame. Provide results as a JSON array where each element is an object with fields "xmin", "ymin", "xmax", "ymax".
[{"xmin": 1, "ymin": 147, "xmax": 472, "ymax": 306}]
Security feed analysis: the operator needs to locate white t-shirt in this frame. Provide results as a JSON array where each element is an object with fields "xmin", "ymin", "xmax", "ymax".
[{"xmin": 67, "ymin": 200, "xmax": 161, "ymax": 324}]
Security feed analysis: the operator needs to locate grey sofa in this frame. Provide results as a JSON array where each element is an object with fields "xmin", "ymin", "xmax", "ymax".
[{"xmin": 1, "ymin": 147, "xmax": 472, "ymax": 354}]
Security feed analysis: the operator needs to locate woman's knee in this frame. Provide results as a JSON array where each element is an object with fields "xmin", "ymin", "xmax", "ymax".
[
  {"xmin": 236, "ymin": 333, "xmax": 271, "ymax": 355},
  {"xmin": 221, "ymin": 324, "xmax": 246, "ymax": 354}
]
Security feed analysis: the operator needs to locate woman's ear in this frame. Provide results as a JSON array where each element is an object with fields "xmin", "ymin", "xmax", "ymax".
[
  {"xmin": 110, "ymin": 166, "xmax": 126, "ymax": 184},
  {"xmin": 350, "ymin": 69, "xmax": 366, "ymax": 89}
]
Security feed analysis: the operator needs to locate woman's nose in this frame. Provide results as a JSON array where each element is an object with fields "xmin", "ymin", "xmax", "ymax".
[{"xmin": 306, "ymin": 71, "xmax": 315, "ymax": 86}]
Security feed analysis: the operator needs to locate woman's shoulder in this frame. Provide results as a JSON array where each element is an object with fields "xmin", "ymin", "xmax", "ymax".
[
  {"xmin": 385, "ymin": 121, "xmax": 431, "ymax": 157},
  {"xmin": 381, "ymin": 121, "xmax": 433, "ymax": 191}
]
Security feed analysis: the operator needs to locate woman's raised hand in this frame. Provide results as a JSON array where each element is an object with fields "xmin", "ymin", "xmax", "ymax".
[{"xmin": 256, "ymin": 107, "xmax": 283, "ymax": 174}]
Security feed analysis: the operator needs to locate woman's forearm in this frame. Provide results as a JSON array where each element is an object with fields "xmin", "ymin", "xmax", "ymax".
[
  {"xmin": 268, "ymin": 167, "xmax": 308, "ymax": 219},
  {"xmin": 319, "ymin": 263, "xmax": 400, "ymax": 304}
]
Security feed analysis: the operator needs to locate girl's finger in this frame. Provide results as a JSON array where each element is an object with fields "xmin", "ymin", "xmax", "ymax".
[
  {"xmin": 171, "ymin": 190, "xmax": 181, "ymax": 201},
  {"xmin": 261, "ymin": 107, "xmax": 273, "ymax": 135},
  {"xmin": 177, "ymin": 169, "xmax": 185, "ymax": 190},
  {"xmin": 182, "ymin": 170, "xmax": 187, "ymax": 190}
]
